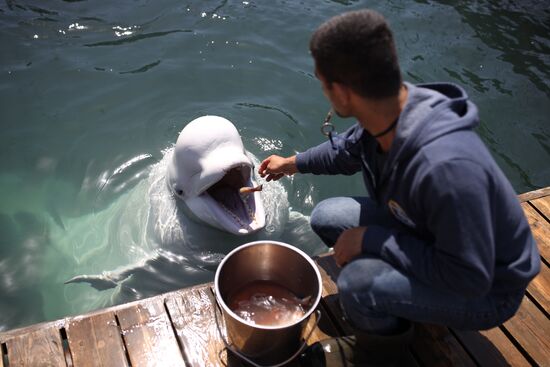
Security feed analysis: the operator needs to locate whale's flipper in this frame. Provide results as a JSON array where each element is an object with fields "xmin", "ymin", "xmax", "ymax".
[
  {"xmin": 64, "ymin": 249, "xmax": 219, "ymax": 302},
  {"xmin": 65, "ymin": 271, "xmax": 130, "ymax": 291}
]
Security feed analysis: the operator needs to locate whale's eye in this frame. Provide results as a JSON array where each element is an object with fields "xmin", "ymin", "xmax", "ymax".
[{"xmin": 176, "ymin": 189, "xmax": 183, "ymax": 196}]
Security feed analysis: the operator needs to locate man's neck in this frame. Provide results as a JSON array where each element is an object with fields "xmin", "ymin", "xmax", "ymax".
[{"xmin": 354, "ymin": 84, "xmax": 408, "ymax": 152}]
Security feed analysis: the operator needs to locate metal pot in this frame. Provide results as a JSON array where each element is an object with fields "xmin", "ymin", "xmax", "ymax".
[{"xmin": 214, "ymin": 240, "xmax": 322, "ymax": 364}]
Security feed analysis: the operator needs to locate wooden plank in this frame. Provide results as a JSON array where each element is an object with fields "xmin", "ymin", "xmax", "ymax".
[
  {"xmin": 412, "ymin": 324, "xmax": 476, "ymax": 367},
  {"xmin": 315, "ymin": 256, "xmax": 354, "ymax": 336},
  {"xmin": 527, "ymin": 262, "xmax": 550, "ymax": 314},
  {"xmin": 452, "ymin": 327, "xmax": 531, "ymax": 367},
  {"xmin": 4, "ymin": 326, "xmax": 66, "ymax": 367},
  {"xmin": 165, "ymin": 285, "xmax": 226, "ymax": 367},
  {"xmin": 66, "ymin": 311, "xmax": 128, "ymax": 367},
  {"xmin": 518, "ymin": 187, "xmax": 550, "ymax": 202},
  {"xmin": 522, "ymin": 202, "xmax": 550, "ymax": 261},
  {"xmin": 502, "ymin": 295, "xmax": 550, "ymax": 366},
  {"xmin": 0, "ymin": 320, "xmax": 68, "ymax": 342},
  {"xmin": 531, "ymin": 195, "xmax": 550, "ymax": 221},
  {"xmin": 0, "ymin": 292, "xmax": 174, "ymax": 341},
  {"xmin": 116, "ymin": 297, "xmax": 185, "ymax": 367}
]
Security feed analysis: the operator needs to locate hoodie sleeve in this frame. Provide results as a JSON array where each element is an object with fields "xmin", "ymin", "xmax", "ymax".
[
  {"xmin": 295, "ymin": 123, "xmax": 364, "ymax": 175},
  {"xmin": 362, "ymin": 159, "xmax": 495, "ymax": 298}
]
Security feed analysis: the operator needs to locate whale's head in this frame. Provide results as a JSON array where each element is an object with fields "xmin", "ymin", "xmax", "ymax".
[{"xmin": 167, "ymin": 116, "xmax": 266, "ymax": 235}]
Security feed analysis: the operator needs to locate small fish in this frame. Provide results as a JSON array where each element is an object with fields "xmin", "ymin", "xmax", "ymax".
[{"xmin": 239, "ymin": 184, "xmax": 263, "ymax": 195}]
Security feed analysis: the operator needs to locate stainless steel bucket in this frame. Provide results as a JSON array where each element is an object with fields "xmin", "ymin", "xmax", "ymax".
[{"xmin": 214, "ymin": 240, "xmax": 322, "ymax": 365}]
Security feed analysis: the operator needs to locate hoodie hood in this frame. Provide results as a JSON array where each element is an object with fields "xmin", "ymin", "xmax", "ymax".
[{"xmin": 388, "ymin": 82, "xmax": 479, "ymax": 165}]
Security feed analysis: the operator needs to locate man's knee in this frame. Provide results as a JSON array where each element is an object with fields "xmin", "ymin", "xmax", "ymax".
[
  {"xmin": 337, "ymin": 257, "xmax": 399, "ymax": 308},
  {"xmin": 311, "ymin": 197, "xmax": 357, "ymax": 234},
  {"xmin": 310, "ymin": 198, "xmax": 335, "ymax": 234}
]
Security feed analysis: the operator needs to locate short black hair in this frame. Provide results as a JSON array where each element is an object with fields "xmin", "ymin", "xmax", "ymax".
[{"xmin": 310, "ymin": 9, "xmax": 402, "ymax": 99}]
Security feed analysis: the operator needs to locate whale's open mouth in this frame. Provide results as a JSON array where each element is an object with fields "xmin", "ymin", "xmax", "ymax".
[
  {"xmin": 205, "ymin": 165, "xmax": 263, "ymax": 231},
  {"xmin": 174, "ymin": 162, "xmax": 266, "ymax": 235}
]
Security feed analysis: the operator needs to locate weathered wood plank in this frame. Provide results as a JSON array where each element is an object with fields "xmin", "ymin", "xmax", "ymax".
[
  {"xmin": 502, "ymin": 295, "xmax": 550, "ymax": 367},
  {"xmin": 1, "ymin": 343, "xmax": 6, "ymax": 367},
  {"xmin": 4, "ymin": 326, "xmax": 66, "ymax": 367},
  {"xmin": 412, "ymin": 324, "xmax": 476, "ymax": 367},
  {"xmin": 116, "ymin": 298, "xmax": 185, "ymax": 367},
  {"xmin": 518, "ymin": 187, "xmax": 550, "ymax": 202},
  {"xmin": 452, "ymin": 327, "xmax": 531, "ymax": 367},
  {"xmin": 165, "ymin": 285, "xmax": 226, "ymax": 367},
  {"xmin": 315, "ymin": 256, "xmax": 354, "ymax": 336},
  {"xmin": 66, "ymin": 311, "xmax": 128, "ymax": 367},
  {"xmin": 0, "ymin": 292, "xmax": 174, "ymax": 341},
  {"xmin": 0, "ymin": 320, "xmax": 68, "ymax": 342},
  {"xmin": 531, "ymin": 195, "xmax": 550, "ymax": 221},
  {"xmin": 527, "ymin": 262, "xmax": 550, "ymax": 314},
  {"xmin": 522, "ymin": 202, "xmax": 550, "ymax": 261}
]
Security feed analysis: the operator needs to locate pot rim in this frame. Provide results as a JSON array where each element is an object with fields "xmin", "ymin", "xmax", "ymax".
[{"xmin": 214, "ymin": 240, "xmax": 322, "ymax": 330}]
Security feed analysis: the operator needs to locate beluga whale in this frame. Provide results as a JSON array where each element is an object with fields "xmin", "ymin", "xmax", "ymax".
[
  {"xmin": 64, "ymin": 115, "xmax": 323, "ymax": 308},
  {"xmin": 167, "ymin": 115, "xmax": 265, "ymax": 235}
]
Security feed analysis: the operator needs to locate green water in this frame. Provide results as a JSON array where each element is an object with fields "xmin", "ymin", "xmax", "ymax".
[{"xmin": 0, "ymin": 0, "xmax": 548, "ymax": 330}]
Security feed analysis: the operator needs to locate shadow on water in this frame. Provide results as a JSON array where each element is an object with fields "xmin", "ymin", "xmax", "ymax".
[
  {"xmin": 0, "ymin": 211, "xmax": 59, "ymax": 330},
  {"xmin": 235, "ymin": 102, "xmax": 300, "ymax": 125},
  {"xmin": 476, "ymin": 122, "xmax": 538, "ymax": 190},
  {"xmin": 431, "ymin": 0, "xmax": 550, "ymax": 98},
  {"xmin": 84, "ymin": 30, "xmax": 192, "ymax": 47},
  {"xmin": 119, "ymin": 60, "xmax": 162, "ymax": 74}
]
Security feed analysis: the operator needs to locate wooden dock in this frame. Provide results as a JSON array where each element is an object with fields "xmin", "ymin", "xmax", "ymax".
[{"xmin": 1, "ymin": 188, "xmax": 549, "ymax": 366}]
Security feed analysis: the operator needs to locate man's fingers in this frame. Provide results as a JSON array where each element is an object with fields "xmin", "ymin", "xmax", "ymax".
[
  {"xmin": 334, "ymin": 251, "xmax": 350, "ymax": 267},
  {"xmin": 333, "ymin": 244, "xmax": 343, "ymax": 267},
  {"xmin": 333, "ymin": 252, "xmax": 346, "ymax": 267},
  {"xmin": 258, "ymin": 158, "xmax": 270, "ymax": 176},
  {"xmin": 266, "ymin": 173, "xmax": 284, "ymax": 182},
  {"xmin": 258, "ymin": 155, "xmax": 292, "ymax": 181}
]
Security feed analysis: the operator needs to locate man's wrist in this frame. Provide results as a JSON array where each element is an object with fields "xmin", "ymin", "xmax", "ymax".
[{"xmin": 285, "ymin": 155, "xmax": 298, "ymax": 175}]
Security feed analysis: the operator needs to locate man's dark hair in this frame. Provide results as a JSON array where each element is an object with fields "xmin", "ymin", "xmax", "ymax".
[{"xmin": 310, "ymin": 9, "xmax": 402, "ymax": 99}]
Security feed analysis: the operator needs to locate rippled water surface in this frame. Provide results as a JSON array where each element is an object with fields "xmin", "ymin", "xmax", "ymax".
[{"xmin": 1, "ymin": 0, "xmax": 548, "ymax": 330}]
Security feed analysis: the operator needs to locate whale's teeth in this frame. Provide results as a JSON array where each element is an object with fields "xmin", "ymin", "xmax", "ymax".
[{"xmin": 219, "ymin": 193, "xmax": 256, "ymax": 230}]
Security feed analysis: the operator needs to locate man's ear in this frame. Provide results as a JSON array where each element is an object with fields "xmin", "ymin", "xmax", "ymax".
[{"xmin": 332, "ymin": 82, "xmax": 352, "ymax": 109}]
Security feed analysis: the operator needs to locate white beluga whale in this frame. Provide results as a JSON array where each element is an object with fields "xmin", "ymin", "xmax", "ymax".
[
  {"xmin": 64, "ymin": 115, "xmax": 324, "ymax": 308},
  {"xmin": 167, "ymin": 115, "xmax": 265, "ymax": 235}
]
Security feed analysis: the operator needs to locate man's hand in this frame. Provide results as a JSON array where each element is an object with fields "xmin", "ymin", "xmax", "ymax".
[
  {"xmin": 333, "ymin": 227, "xmax": 366, "ymax": 267},
  {"xmin": 258, "ymin": 155, "xmax": 298, "ymax": 181}
]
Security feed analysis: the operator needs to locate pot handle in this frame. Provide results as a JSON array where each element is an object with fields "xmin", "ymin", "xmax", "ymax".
[{"xmin": 212, "ymin": 293, "xmax": 322, "ymax": 367}]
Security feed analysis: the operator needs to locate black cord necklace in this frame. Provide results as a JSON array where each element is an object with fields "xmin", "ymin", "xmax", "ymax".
[{"xmin": 371, "ymin": 117, "xmax": 399, "ymax": 138}]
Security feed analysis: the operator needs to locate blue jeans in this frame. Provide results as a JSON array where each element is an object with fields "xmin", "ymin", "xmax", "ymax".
[{"xmin": 310, "ymin": 197, "xmax": 523, "ymax": 335}]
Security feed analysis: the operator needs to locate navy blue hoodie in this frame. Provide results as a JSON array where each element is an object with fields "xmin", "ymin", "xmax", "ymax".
[{"xmin": 296, "ymin": 82, "xmax": 540, "ymax": 298}]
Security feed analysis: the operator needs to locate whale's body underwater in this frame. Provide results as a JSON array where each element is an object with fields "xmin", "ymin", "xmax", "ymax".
[{"xmin": 65, "ymin": 116, "xmax": 322, "ymax": 306}]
